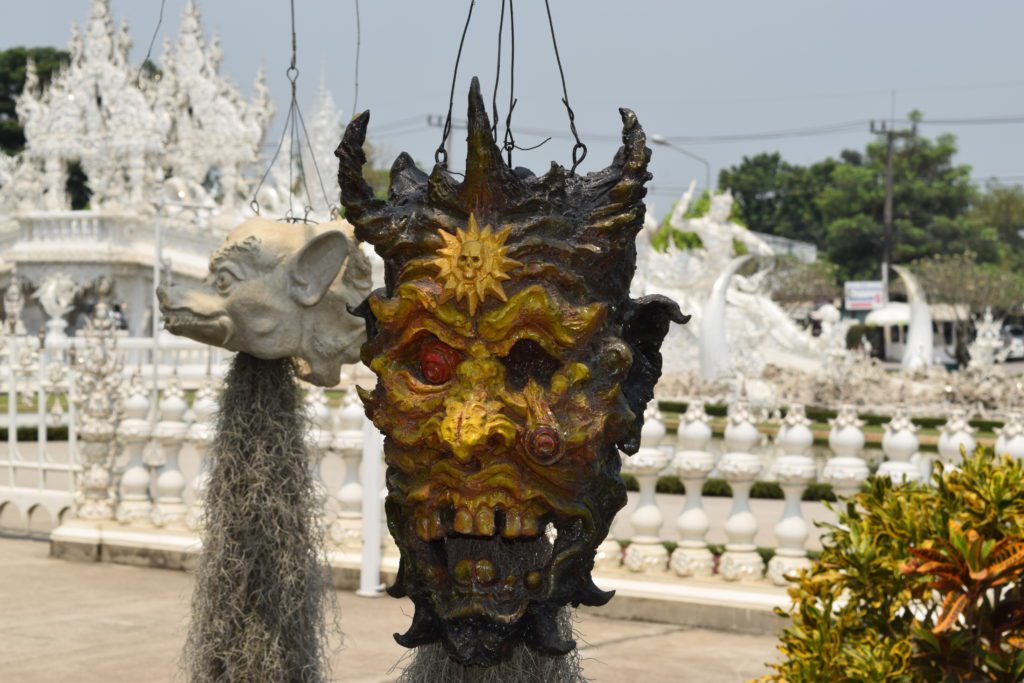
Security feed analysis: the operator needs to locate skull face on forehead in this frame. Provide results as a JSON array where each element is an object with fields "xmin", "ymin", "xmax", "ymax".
[{"xmin": 339, "ymin": 77, "xmax": 686, "ymax": 666}]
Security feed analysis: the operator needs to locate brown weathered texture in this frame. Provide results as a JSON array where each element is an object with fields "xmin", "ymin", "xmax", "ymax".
[{"xmin": 338, "ymin": 77, "xmax": 686, "ymax": 667}]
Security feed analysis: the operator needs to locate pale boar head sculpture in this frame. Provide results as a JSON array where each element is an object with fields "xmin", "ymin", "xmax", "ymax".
[{"xmin": 156, "ymin": 217, "xmax": 371, "ymax": 386}]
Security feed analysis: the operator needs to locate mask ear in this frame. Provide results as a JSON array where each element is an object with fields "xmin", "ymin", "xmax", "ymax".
[
  {"xmin": 289, "ymin": 231, "xmax": 349, "ymax": 307},
  {"xmin": 617, "ymin": 295, "xmax": 689, "ymax": 454}
]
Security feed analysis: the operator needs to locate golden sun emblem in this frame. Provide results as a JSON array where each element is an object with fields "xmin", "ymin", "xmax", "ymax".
[{"xmin": 430, "ymin": 213, "xmax": 521, "ymax": 315}]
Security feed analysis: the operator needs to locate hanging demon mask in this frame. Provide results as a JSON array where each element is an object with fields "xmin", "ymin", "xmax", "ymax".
[{"xmin": 338, "ymin": 77, "xmax": 686, "ymax": 666}]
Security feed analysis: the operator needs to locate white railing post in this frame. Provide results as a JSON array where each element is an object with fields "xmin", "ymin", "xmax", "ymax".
[
  {"xmin": 995, "ymin": 412, "xmax": 1024, "ymax": 460},
  {"xmin": 937, "ymin": 407, "xmax": 976, "ymax": 472},
  {"xmin": 357, "ymin": 416, "xmax": 384, "ymax": 597},
  {"xmin": 767, "ymin": 404, "xmax": 816, "ymax": 586},
  {"xmin": 151, "ymin": 376, "xmax": 189, "ymax": 527},
  {"xmin": 823, "ymin": 404, "xmax": 868, "ymax": 498},
  {"xmin": 669, "ymin": 401, "xmax": 715, "ymax": 577},
  {"xmin": 878, "ymin": 407, "xmax": 921, "ymax": 484},
  {"xmin": 185, "ymin": 377, "xmax": 218, "ymax": 530},
  {"xmin": 304, "ymin": 385, "xmax": 333, "ymax": 525},
  {"xmin": 329, "ymin": 389, "xmax": 365, "ymax": 553},
  {"xmin": 622, "ymin": 408, "xmax": 671, "ymax": 573},
  {"xmin": 116, "ymin": 372, "xmax": 153, "ymax": 524},
  {"xmin": 719, "ymin": 399, "xmax": 765, "ymax": 581}
]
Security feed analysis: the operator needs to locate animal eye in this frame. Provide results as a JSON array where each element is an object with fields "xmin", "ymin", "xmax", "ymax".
[
  {"xmin": 500, "ymin": 339, "xmax": 560, "ymax": 391},
  {"xmin": 418, "ymin": 338, "xmax": 459, "ymax": 385},
  {"xmin": 213, "ymin": 270, "xmax": 237, "ymax": 293}
]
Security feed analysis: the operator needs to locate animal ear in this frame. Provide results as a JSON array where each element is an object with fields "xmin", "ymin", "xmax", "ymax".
[
  {"xmin": 617, "ymin": 295, "xmax": 689, "ymax": 454},
  {"xmin": 289, "ymin": 231, "xmax": 349, "ymax": 307}
]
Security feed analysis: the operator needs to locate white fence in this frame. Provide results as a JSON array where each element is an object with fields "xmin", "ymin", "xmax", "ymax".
[{"xmin": 2, "ymin": 325, "xmax": 1023, "ymax": 592}]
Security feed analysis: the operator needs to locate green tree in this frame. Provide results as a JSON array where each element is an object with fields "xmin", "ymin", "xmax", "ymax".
[
  {"xmin": 970, "ymin": 182, "xmax": 1024, "ymax": 270},
  {"xmin": 0, "ymin": 47, "xmax": 69, "ymax": 154}
]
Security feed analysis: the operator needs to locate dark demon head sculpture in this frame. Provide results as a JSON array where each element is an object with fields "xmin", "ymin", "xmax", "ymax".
[{"xmin": 338, "ymin": 78, "xmax": 686, "ymax": 666}]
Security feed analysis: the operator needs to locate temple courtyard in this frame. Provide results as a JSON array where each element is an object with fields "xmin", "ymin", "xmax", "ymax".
[{"xmin": 0, "ymin": 538, "xmax": 777, "ymax": 682}]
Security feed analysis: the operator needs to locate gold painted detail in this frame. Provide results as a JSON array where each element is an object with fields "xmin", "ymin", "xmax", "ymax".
[{"xmin": 430, "ymin": 213, "xmax": 521, "ymax": 315}]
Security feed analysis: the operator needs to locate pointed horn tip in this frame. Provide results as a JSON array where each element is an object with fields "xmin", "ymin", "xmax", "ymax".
[{"xmin": 618, "ymin": 107, "xmax": 639, "ymax": 131}]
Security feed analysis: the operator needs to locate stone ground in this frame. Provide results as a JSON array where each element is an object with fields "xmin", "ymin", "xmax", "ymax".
[{"xmin": 0, "ymin": 538, "xmax": 779, "ymax": 682}]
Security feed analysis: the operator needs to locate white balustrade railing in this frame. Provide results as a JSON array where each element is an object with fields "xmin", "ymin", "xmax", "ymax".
[{"xmin": 3, "ymin": 330, "xmax": 1024, "ymax": 589}]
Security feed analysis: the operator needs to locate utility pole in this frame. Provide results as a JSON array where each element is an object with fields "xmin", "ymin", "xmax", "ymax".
[{"xmin": 870, "ymin": 120, "xmax": 917, "ymax": 294}]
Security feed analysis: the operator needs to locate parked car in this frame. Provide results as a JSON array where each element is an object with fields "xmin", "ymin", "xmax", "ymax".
[{"xmin": 1001, "ymin": 324, "xmax": 1024, "ymax": 360}]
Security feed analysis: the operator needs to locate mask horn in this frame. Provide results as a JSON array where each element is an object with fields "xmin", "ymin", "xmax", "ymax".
[
  {"xmin": 336, "ymin": 111, "xmax": 388, "ymax": 244},
  {"xmin": 460, "ymin": 76, "xmax": 526, "ymax": 213}
]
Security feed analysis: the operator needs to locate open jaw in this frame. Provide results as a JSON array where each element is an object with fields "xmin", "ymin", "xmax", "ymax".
[
  {"xmin": 387, "ymin": 494, "xmax": 616, "ymax": 666},
  {"xmin": 161, "ymin": 308, "xmax": 233, "ymax": 347}
]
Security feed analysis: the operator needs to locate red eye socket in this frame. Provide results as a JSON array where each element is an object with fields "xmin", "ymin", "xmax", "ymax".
[{"xmin": 419, "ymin": 339, "xmax": 458, "ymax": 385}]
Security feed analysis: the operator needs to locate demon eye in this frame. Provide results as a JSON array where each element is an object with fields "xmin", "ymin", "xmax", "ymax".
[
  {"xmin": 213, "ymin": 269, "xmax": 238, "ymax": 294},
  {"xmin": 418, "ymin": 338, "xmax": 459, "ymax": 385},
  {"xmin": 500, "ymin": 339, "xmax": 560, "ymax": 391}
]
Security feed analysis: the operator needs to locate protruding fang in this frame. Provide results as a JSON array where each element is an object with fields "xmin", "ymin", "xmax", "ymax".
[
  {"xmin": 577, "ymin": 577, "xmax": 615, "ymax": 607},
  {"xmin": 394, "ymin": 606, "xmax": 440, "ymax": 648}
]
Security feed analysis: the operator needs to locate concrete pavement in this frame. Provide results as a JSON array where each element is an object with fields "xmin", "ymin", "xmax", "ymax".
[{"xmin": 0, "ymin": 538, "xmax": 778, "ymax": 682}]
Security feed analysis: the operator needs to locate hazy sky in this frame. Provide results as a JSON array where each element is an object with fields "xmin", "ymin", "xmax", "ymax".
[{"xmin": 3, "ymin": 0, "xmax": 1024, "ymax": 210}]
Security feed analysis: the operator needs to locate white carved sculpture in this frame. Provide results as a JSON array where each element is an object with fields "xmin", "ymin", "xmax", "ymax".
[
  {"xmin": 878, "ymin": 407, "xmax": 921, "ymax": 484},
  {"xmin": 116, "ymin": 371, "xmax": 153, "ymax": 524},
  {"xmin": 823, "ymin": 405, "xmax": 868, "ymax": 498},
  {"xmin": 718, "ymin": 400, "xmax": 766, "ymax": 581},
  {"xmin": 669, "ymin": 401, "xmax": 715, "ymax": 577},
  {"xmin": 3, "ymin": 275, "xmax": 27, "ymax": 335},
  {"xmin": 892, "ymin": 265, "xmax": 934, "ymax": 373},
  {"xmin": 157, "ymin": 217, "xmax": 372, "ymax": 386},
  {"xmin": 34, "ymin": 272, "xmax": 78, "ymax": 343},
  {"xmin": 73, "ymin": 303, "xmax": 123, "ymax": 520},
  {"xmin": 622, "ymin": 408, "xmax": 671, "ymax": 573},
  {"xmin": 330, "ymin": 388, "xmax": 365, "ymax": 552},
  {"xmin": 767, "ymin": 404, "xmax": 816, "ymax": 585},
  {"xmin": 967, "ymin": 308, "xmax": 1008, "ymax": 373}
]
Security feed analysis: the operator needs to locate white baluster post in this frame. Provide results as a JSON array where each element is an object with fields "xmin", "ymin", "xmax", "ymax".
[
  {"xmin": 304, "ymin": 385, "xmax": 332, "ymax": 524},
  {"xmin": 937, "ymin": 408, "xmax": 976, "ymax": 473},
  {"xmin": 330, "ymin": 389, "xmax": 365, "ymax": 553},
  {"xmin": 152, "ymin": 376, "xmax": 189, "ymax": 527},
  {"xmin": 116, "ymin": 372, "xmax": 152, "ymax": 524},
  {"xmin": 622, "ymin": 408, "xmax": 671, "ymax": 573},
  {"xmin": 878, "ymin": 407, "xmax": 921, "ymax": 484},
  {"xmin": 995, "ymin": 412, "xmax": 1024, "ymax": 460},
  {"xmin": 767, "ymin": 404, "xmax": 816, "ymax": 585},
  {"xmin": 823, "ymin": 404, "xmax": 868, "ymax": 498},
  {"xmin": 669, "ymin": 401, "xmax": 715, "ymax": 577},
  {"xmin": 719, "ymin": 400, "xmax": 765, "ymax": 581},
  {"xmin": 185, "ymin": 377, "xmax": 218, "ymax": 530}
]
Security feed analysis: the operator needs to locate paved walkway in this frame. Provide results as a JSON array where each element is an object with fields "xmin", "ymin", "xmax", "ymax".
[{"xmin": 0, "ymin": 539, "xmax": 778, "ymax": 682}]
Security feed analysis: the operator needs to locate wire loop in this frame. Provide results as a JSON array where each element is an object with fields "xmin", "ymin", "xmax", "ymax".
[{"xmin": 435, "ymin": 0, "xmax": 476, "ymax": 168}]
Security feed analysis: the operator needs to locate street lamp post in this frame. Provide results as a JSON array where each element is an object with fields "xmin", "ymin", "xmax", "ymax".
[{"xmin": 650, "ymin": 134, "xmax": 712, "ymax": 193}]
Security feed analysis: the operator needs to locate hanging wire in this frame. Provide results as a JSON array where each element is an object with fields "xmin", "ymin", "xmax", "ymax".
[
  {"xmin": 351, "ymin": 0, "xmax": 361, "ymax": 116},
  {"xmin": 543, "ymin": 0, "xmax": 587, "ymax": 173},
  {"xmin": 135, "ymin": 0, "xmax": 167, "ymax": 87},
  {"xmin": 491, "ymin": 0, "xmax": 506, "ymax": 143},
  {"xmin": 250, "ymin": 0, "xmax": 334, "ymax": 221},
  {"xmin": 435, "ymin": 0, "xmax": 477, "ymax": 168}
]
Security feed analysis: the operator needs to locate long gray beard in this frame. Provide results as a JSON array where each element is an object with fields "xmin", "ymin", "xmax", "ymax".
[
  {"xmin": 396, "ymin": 609, "xmax": 584, "ymax": 683},
  {"xmin": 184, "ymin": 353, "xmax": 333, "ymax": 682}
]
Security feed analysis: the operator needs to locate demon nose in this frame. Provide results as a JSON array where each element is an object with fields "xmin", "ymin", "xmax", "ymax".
[{"xmin": 439, "ymin": 396, "xmax": 515, "ymax": 463}]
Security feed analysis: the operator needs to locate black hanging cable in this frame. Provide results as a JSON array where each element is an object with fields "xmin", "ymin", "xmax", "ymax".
[
  {"xmin": 250, "ymin": 0, "xmax": 334, "ymax": 220},
  {"xmin": 543, "ymin": 0, "xmax": 587, "ymax": 173},
  {"xmin": 135, "ymin": 0, "xmax": 166, "ymax": 87},
  {"xmin": 491, "ymin": 0, "xmax": 506, "ymax": 143},
  {"xmin": 502, "ymin": 0, "xmax": 517, "ymax": 164},
  {"xmin": 351, "ymin": 0, "xmax": 361, "ymax": 116},
  {"xmin": 435, "ymin": 0, "xmax": 477, "ymax": 168}
]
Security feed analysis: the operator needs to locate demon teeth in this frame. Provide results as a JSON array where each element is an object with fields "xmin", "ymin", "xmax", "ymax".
[
  {"xmin": 474, "ymin": 508, "xmax": 495, "ymax": 536},
  {"xmin": 501, "ymin": 508, "xmax": 522, "ymax": 538},
  {"xmin": 453, "ymin": 507, "xmax": 474, "ymax": 535},
  {"xmin": 521, "ymin": 511, "xmax": 540, "ymax": 537}
]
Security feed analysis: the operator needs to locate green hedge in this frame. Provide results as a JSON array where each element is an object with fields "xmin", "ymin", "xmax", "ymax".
[
  {"xmin": 621, "ymin": 473, "xmax": 837, "ymax": 502},
  {"xmin": 0, "ymin": 426, "xmax": 69, "ymax": 441}
]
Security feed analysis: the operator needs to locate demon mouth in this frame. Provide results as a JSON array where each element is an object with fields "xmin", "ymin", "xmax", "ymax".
[
  {"xmin": 162, "ymin": 309, "xmax": 234, "ymax": 347},
  {"xmin": 390, "ymin": 495, "xmax": 613, "ymax": 666}
]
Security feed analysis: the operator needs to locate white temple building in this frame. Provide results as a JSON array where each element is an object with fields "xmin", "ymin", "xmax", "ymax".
[{"xmin": 0, "ymin": 0, "xmax": 345, "ymax": 338}]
